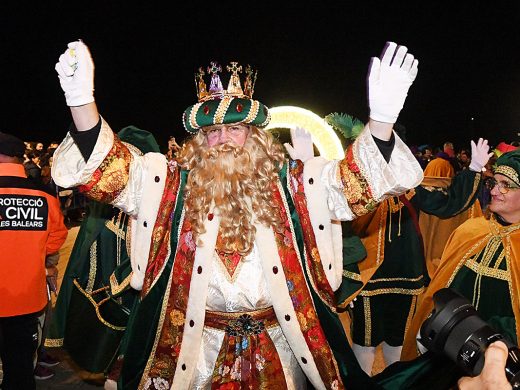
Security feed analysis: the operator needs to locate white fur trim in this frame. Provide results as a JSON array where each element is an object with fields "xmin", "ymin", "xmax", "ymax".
[
  {"xmin": 255, "ymin": 222, "xmax": 327, "ymax": 390},
  {"xmin": 303, "ymin": 157, "xmax": 343, "ymax": 291},
  {"xmin": 128, "ymin": 153, "xmax": 168, "ymax": 290}
]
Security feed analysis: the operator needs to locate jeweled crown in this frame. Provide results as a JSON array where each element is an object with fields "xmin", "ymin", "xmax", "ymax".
[{"xmin": 195, "ymin": 62, "xmax": 258, "ymax": 102}]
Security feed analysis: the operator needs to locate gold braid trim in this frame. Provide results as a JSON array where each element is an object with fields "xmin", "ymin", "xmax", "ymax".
[
  {"xmin": 189, "ymin": 102, "xmax": 203, "ymax": 130},
  {"xmin": 359, "ymin": 287, "xmax": 425, "ymax": 297},
  {"xmin": 367, "ymin": 275, "xmax": 424, "ymax": 284},
  {"xmin": 72, "ymin": 279, "xmax": 126, "ymax": 331},
  {"xmin": 243, "ymin": 99, "xmax": 259, "ymax": 124},
  {"xmin": 86, "ymin": 241, "xmax": 97, "ymax": 294},
  {"xmin": 363, "ymin": 297, "xmax": 371, "ymax": 346},
  {"xmin": 110, "ymin": 272, "xmax": 133, "ymax": 296},
  {"xmin": 213, "ymin": 96, "xmax": 233, "ymax": 124},
  {"xmin": 343, "ymin": 270, "xmax": 362, "ymax": 281}
]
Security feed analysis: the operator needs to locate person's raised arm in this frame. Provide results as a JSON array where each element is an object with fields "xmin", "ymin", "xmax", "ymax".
[
  {"xmin": 367, "ymin": 42, "xmax": 418, "ymax": 141},
  {"xmin": 55, "ymin": 40, "xmax": 99, "ymax": 131}
]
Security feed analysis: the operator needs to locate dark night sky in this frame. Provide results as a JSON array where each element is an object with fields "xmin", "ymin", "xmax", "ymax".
[{"xmin": 1, "ymin": 2, "xmax": 520, "ymax": 151}]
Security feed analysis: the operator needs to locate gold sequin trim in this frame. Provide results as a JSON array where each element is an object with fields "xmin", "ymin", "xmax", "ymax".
[
  {"xmin": 359, "ymin": 287, "xmax": 424, "ymax": 297},
  {"xmin": 243, "ymin": 99, "xmax": 259, "ymax": 124},
  {"xmin": 72, "ymin": 279, "xmax": 126, "ymax": 331},
  {"xmin": 495, "ymin": 165, "xmax": 519, "ymax": 185},
  {"xmin": 343, "ymin": 270, "xmax": 362, "ymax": 281},
  {"xmin": 189, "ymin": 102, "xmax": 203, "ymax": 130},
  {"xmin": 213, "ymin": 96, "xmax": 233, "ymax": 124},
  {"xmin": 363, "ymin": 296, "xmax": 371, "ymax": 346}
]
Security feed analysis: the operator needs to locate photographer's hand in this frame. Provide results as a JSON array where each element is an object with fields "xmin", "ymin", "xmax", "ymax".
[{"xmin": 458, "ymin": 341, "xmax": 511, "ymax": 390}]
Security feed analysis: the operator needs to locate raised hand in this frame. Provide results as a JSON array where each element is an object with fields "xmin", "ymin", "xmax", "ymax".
[
  {"xmin": 284, "ymin": 127, "xmax": 314, "ymax": 163},
  {"xmin": 55, "ymin": 40, "xmax": 95, "ymax": 107},
  {"xmin": 469, "ymin": 138, "xmax": 493, "ymax": 172},
  {"xmin": 368, "ymin": 42, "xmax": 418, "ymax": 124}
]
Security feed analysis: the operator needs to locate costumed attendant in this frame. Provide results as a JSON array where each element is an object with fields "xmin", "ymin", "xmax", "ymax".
[
  {"xmin": 346, "ymin": 137, "xmax": 491, "ymax": 374},
  {"xmin": 380, "ymin": 149, "xmax": 520, "ymax": 389},
  {"xmin": 52, "ymin": 40, "xmax": 422, "ymax": 389}
]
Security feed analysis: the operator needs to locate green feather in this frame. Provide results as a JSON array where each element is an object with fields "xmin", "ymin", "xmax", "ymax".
[{"xmin": 325, "ymin": 112, "xmax": 364, "ymax": 143}]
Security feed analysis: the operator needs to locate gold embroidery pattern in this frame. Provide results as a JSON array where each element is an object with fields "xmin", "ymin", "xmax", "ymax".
[
  {"xmin": 363, "ymin": 297, "xmax": 371, "ymax": 346},
  {"xmin": 338, "ymin": 146, "xmax": 377, "ymax": 217},
  {"xmin": 359, "ymin": 287, "xmax": 424, "ymax": 297},
  {"xmin": 80, "ymin": 136, "xmax": 132, "ymax": 203},
  {"xmin": 495, "ymin": 165, "xmax": 519, "ymax": 184}
]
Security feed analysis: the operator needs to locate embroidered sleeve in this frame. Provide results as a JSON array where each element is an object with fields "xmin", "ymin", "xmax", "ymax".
[{"xmin": 78, "ymin": 135, "xmax": 132, "ymax": 203}]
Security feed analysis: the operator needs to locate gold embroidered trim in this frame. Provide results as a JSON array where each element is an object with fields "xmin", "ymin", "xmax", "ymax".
[
  {"xmin": 495, "ymin": 165, "xmax": 520, "ymax": 185},
  {"xmin": 213, "ymin": 96, "xmax": 233, "ymax": 124},
  {"xmin": 139, "ymin": 208, "xmax": 185, "ymax": 387},
  {"xmin": 447, "ymin": 234, "xmax": 493, "ymax": 287},
  {"xmin": 243, "ymin": 99, "xmax": 259, "ymax": 124},
  {"xmin": 72, "ymin": 279, "xmax": 126, "ymax": 331},
  {"xmin": 87, "ymin": 241, "xmax": 97, "ymax": 294},
  {"xmin": 44, "ymin": 338, "xmax": 63, "ymax": 348},
  {"xmin": 110, "ymin": 272, "xmax": 133, "ymax": 296},
  {"xmin": 463, "ymin": 247, "xmax": 509, "ymax": 281},
  {"xmin": 189, "ymin": 102, "xmax": 203, "ymax": 130},
  {"xmin": 343, "ymin": 270, "xmax": 362, "ymax": 281},
  {"xmin": 363, "ymin": 296, "xmax": 371, "ymax": 346},
  {"xmin": 359, "ymin": 287, "xmax": 424, "ymax": 297},
  {"xmin": 280, "ymin": 179, "xmax": 336, "ymax": 313},
  {"xmin": 367, "ymin": 275, "xmax": 424, "ymax": 284}
]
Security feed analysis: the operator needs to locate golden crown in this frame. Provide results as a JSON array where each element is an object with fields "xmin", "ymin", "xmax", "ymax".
[{"xmin": 195, "ymin": 62, "xmax": 258, "ymax": 102}]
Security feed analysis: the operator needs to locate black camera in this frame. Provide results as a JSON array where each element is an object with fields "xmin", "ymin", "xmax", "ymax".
[{"xmin": 419, "ymin": 288, "xmax": 520, "ymax": 387}]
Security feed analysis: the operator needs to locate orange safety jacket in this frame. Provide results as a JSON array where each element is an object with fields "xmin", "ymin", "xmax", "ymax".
[{"xmin": 0, "ymin": 163, "xmax": 68, "ymax": 316}]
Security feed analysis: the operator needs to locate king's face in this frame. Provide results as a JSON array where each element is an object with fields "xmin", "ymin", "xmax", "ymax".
[{"xmin": 203, "ymin": 123, "xmax": 250, "ymax": 148}]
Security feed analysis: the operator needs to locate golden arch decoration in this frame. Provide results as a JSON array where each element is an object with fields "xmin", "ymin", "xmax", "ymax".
[{"xmin": 265, "ymin": 106, "xmax": 344, "ymax": 160}]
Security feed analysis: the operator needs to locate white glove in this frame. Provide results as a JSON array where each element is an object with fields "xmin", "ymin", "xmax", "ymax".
[
  {"xmin": 284, "ymin": 127, "xmax": 314, "ymax": 162},
  {"xmin": 349, "ymin": 296, "xmax": 358, "ymax": 309},
  {"xmin": 469, "ymin": 138, "xmax": 493, "ymax": 172},
  {"xmin": 55, "ymin": 40, "xmax": 95, "ymax": 106},
  {"xmin": 368, "ymin": 42, "xmax": 419, "ymax": 123}
]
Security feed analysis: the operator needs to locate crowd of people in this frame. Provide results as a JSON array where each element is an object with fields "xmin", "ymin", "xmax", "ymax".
[{"xmin": 1, "ymin": 38, "xmax": 519, "ymax": 390}]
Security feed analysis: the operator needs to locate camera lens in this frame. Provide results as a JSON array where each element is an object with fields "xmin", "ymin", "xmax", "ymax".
[{"xmin": 419, "ymin": 288, "xmax": 520, "ymax": 387}]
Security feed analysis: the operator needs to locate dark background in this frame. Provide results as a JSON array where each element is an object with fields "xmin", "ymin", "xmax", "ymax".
[{"xmin": 1, "ymin": 2, "xmax": 519, "ymax": 152}]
